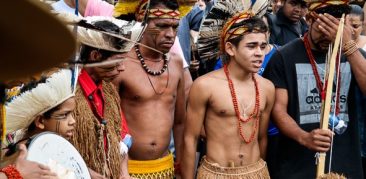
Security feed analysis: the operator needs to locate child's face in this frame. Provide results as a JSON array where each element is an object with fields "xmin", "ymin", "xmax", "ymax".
[
  {"xmin": 42, "ymin": 97, "xmax": 76, "ymax": 140},
  {"xmin": 283, "ymin": 0, "xmax": 306, "ymax": 23}
]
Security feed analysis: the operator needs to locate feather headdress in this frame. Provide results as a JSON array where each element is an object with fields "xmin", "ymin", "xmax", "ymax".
[
  {"xmin": 305, "ymin": 0, "xmax": 349, "ymax": 19},
  {"xmin": 197, "ymin": 0, "xmax": 268, "ymax": 63},
  {"xmin": 6, "ymin": 69, "xmax": 75, "ymax": 135},
  {"xmin": 113, "ymin": 0, "xmax": 196, "ymax": 21},
  {"xmin": 59, "ymin": 14, "xmax": 145, "ymax": 53},
  {"xmin": 306, "ymin": 0, "xmax": 348, "ymax": 12}
]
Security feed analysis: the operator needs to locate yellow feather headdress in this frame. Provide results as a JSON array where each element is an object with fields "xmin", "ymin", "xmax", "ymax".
[{"xmin": 113, "ymin": 0, "xmax": 197, "ymax": 21}]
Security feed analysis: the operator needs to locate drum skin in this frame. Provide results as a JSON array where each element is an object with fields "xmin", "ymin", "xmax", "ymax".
[{"xmin": 27, "ymin": 132, "xmax": 91, "ymax": 179}]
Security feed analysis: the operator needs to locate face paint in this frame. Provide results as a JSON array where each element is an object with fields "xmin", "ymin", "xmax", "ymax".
[
  {"xmin": 145, "ymin": 27, "xmax": 161, "ymax": 35},
  {"xmin": 56, "ymin": 120, "xmax": 60, "ymax": 134}
]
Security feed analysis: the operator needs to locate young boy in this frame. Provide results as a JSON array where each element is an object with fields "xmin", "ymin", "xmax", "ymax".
[
  {"xmin": 182, "ymin": 6, "xmax": 275, "ymax": 179},
  {"xmin": 2, "ymin": 69, "xmax": 76, "ymax": 168}
]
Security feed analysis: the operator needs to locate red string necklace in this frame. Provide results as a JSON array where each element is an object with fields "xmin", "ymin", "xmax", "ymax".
[
  {"xmin": 224, "ymin": 64, "xmax": 260, "ymax": 143},
  {"xmin": 303, "ymin": 33, "xmax": 341, "ymax": 115}
]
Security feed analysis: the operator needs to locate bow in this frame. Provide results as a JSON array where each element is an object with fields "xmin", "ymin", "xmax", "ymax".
[{"xmin": 316, "ymin": 14, "xmax": 345, "ymax": 178}]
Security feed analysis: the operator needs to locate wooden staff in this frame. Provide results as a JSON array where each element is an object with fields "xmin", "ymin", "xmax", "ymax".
[
  {"xmin": 316, "ymin": 14, "xmax": 345, "ymax": 178},
  {"xmin": 0, "ymin": 84, "xmax": 5, "ymax": 161}
]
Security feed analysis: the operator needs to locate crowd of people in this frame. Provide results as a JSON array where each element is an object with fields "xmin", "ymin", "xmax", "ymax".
[{"xmin": 1, "ymin": 0, "xmax": 366, "ymax": 178}]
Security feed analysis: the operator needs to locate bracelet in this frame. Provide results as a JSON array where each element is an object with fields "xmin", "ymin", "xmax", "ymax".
[
  {"xmin": 342, "ymin": 40, "xmax": 356, "ymax": 52},
  {"xmin": 344, "ymin": 46, "xmax": 358, "ymax": 57},
  {"xmin": 0, "ymin": 165, "xmax": 23, "ymax": 179},
  {"xmin": 342, "ymin": 40, "xmax": 358, "ymax": 57},
  {"xmin": 174, "ymin": 162, "xmax": 181, "ymax": 175}
]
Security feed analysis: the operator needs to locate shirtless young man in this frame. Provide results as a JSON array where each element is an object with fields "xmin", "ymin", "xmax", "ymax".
[
  {"xmin": 182, "ymin": 13, "xmax": 275, "ymax": 178},
  {"xmin": 113, "ymin": 0, "xmax": 185, "ymax": 177}
]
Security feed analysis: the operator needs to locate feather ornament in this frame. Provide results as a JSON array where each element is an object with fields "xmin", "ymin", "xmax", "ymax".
[
  {"xmin": 197, "ymin": 0, "xmax": 268, "ymax": 63},
  {"xmin": 56, "ymin": 13, "xmax": 145, "ymax": 54},
  {"xmin": 6, "ymin": 69, "xmax": 74, "ymax": 137}
]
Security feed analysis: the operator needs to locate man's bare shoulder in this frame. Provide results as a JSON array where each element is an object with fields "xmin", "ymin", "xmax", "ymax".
[
  {"xmin": 257, "ymin": 75, "xmax": 274, "ymax": 89},
  {"xmin": 192, "ymin": 70, "xmax": 226, "ymax": 90},
  {"xmin": 256, "ymin": 75, "xmax": 275, "ymax": 97},
  {"xmin": 168, "ymin": 52, "xmax": 183, "ymax": 69},
  {"xmin": 112, "ymin": 51, "xmax": 139, "ymax": 85}
]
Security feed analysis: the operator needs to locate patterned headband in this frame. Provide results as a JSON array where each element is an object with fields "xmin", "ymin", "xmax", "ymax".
[
  {"xmin": 306, "ymin": 0, "xmax": 348, "ymax": 12},
  {"xmin": 135, "ymin": 0, "xmax": 180, "ymax": 21},
  {"xmin": 220, "ymin": 12, "xmax": 253, "ymax": 53}
]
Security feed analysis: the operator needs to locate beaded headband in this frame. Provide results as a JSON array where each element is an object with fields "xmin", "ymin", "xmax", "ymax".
[
  {"xmin": 136, "ymin": 2, "xmax": 181, "ymax": 22},
  {"xmin": 148, "ymin": 9, "xmax": 180, "ymax": 19}
]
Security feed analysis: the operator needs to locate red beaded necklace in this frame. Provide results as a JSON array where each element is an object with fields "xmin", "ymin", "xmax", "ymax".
[
  {"xmin": 303, "ymin": 33, "xmax": 341, "ymax": 115},
  {"xmin": 224, "ymin": 64, "xmax": 260, "ymax": 144}
]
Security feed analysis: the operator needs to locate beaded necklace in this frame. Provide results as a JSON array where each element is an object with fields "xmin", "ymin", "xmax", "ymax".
[
  {"xmin": 135, "ymin": 45, "xmax": 169, "ymax": 95},
  {"xmin": 303, "ymin": 33, "xmax": 341, "ymax": 115},
  {"xmin": 224, "ymin": 64, "xmax": 260, "ymax": 143},
  {"xmin": 135, "ymin": 45, "xmax": 168, "ymax": 76}
]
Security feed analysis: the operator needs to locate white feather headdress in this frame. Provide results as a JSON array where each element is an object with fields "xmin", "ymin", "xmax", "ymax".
[
  {"xmin": 58, "ymin": 13, "xmax": 145, "ymax": 53},
  {"xmin": 6, "ymin": 69, "xmax": 75, "ymax": 134}
]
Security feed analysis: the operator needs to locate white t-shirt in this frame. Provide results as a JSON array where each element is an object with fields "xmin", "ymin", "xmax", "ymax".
[{"xmin": 170, "ymin": 37, "xmax": 189, "ymax": 69}]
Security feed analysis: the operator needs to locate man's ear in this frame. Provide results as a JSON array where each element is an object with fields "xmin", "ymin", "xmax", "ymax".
[
  {"xmin": 34, "ymin": 116, "xmax": 45, "ymax": 130},
  {"xmin": 225, "ymin": 42, "xmax": 236, "ymax": 57},
  {"xmin": 89, "ymin": 50, "xmax": 101, "ymax": 62}
]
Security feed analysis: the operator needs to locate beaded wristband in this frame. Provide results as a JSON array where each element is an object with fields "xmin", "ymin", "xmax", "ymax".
[{"xmin": 0, "ymin": 165, "xmax": 23, "ymax": 179}]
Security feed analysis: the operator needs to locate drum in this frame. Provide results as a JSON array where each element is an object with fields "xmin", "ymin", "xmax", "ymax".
[{"xmin": 26, "ymin": 132, "xmax": 90, "ymax": 179}]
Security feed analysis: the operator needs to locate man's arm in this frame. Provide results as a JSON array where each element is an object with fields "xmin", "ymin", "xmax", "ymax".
[
  {"xmin": 183, "ymin": 68, "xmax": 193, "ymax": 101},
  {"xmin": 119, "ymin": 154, "xmax": 130, "ymax": 179},
  {"xmin": 272, "ymin": 89, "xmax": 333, "ymax": 152},
  {"xmin": 258, "ymin": 80, "xmax": 275, "ymax": 159},
  {"xmin": 346, "ymin": 50, "xmax": 366, "ymax": 94},
  {"xmin": 173, "ymin": 59, "xmax": 186, "ymax": 169},
  {"xmin": 181, "ymin": 78, "xmax": 209, "ymax": 179}
]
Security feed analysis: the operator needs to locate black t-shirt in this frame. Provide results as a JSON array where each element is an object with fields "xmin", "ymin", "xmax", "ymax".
[{"xmin": 263, "ymin": 39, "xmax": 363, "ymax": 179}]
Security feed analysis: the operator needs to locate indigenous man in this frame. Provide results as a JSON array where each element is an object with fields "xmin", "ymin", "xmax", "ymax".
[
  {"xmin": 182, "ymin": 4, "xmax": 275, "ymax": 178},
  {"xmin": 69, "ymin": 19, "xmax": 131, "ymax": 178},
  {"xmin": 263, "ymin": 0, "xmax": 366, "ymax": 178},
  {"xmin": 113, "ymin": 0, "xmax": 186, "ymax": 177}
]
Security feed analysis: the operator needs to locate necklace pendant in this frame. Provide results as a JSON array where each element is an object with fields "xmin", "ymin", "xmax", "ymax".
[{"xmin": 239, "ymin": 116, "xmax": 248, "ymax": 123}]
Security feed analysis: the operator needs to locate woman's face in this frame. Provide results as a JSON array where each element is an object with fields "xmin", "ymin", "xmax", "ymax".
[{"xmin": 349, "ymin": 15, "xmax": 363, "ymax": 41}]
